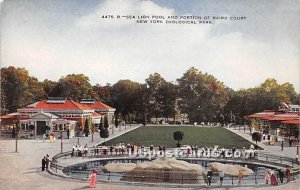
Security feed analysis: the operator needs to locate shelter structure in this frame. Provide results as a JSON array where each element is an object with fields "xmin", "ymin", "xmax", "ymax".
[
  {"xmin": 246, "ymin": 103, "xmax": 300, "ymax": 141},
  {"xmin": 0, "ymin": 97, "xmax": 115, "ymax": 138}
]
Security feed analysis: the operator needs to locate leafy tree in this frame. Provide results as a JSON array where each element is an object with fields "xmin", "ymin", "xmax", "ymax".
[
  {"xmin": 1, "ymin": 66, "xmax": 45, "ymax": 114},
  {"xmin": 252, "ymin": 132, "xmax": 262, "ymax": 144},
  {"xmin": 173, "ymin": 131, "xmax": 184, "ymax": 147},
  {"xmin": 83, "ymin": 118, "xmax": 90, "ymax": 137},
  {"xmin": 92, "ymin": 83, "xmax": 112, "ymax": 104},
  {"xmin": 111, "ymin": 80, "xmax": 145, "ymax": 122},
  {"xmin": 100, "ymin": 128, "xmax": 109, "ymax": 144},
  {"xmin": 50, "ymin": 74, "xmax": 95, "ymax": 101},
  {"xmin": 104, "ymin": 116, "xmax": 109, "ymax": 129},
  {"xmin": 145, "ymin": 73, "xmax": 178, "ymax": 122},
  {"xmin": 177, "ymin": 67, "xmax": 229, "ymax": 123},
  {"xmin": 41, "ymin": 79, "xmax": 57, "ymax": 98},
  {"xmin": 99, "ymin": 117, "xmax": 103, "ymax": 130}
]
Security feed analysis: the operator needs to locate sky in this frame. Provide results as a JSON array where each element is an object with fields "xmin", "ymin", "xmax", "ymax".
[{"xmin": 1, "ymin": 0, "xmax": 299, "ymax": 92}]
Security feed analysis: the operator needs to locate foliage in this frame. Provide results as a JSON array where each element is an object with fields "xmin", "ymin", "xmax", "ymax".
[
  {"xmin": 104, "ymin": 116, "xmax": 109, "ymax": 129},
  {"xmin": 177, "ymin": 67, "xmax": 230, "ymax": 123},
  {"xmin": 173, "ymin": 131, "xmax": 184, "ymax": 147},
  {"xmin": 99, "ymin": 117, "xmax": 103, "ymax": 130},
  {"xmin": 83, "ymin": 118, "xmax": 90, "ymax": 137},
  {"xmin": 145, "ymin": 73, "xmax": 177, "ymax": 121},
  {"xmin": 50, "ymin": 74, "xmax": 95, "ymax": 101},
  {"xmin": 92, "ymin": 83, "xmax": 112, "ymax": 104},
  {"xmin": 100, "ymin": 128, "xmax": 109, "ymax": 139},
  {"xmin": 252, "ymin": 132, "xmax": 262, "ymax": 144},
  {"xmin": 1, "ymin": 66, "xmax": 45, "ymax": 114},
  {"xmin": 110, "ymin": 80, "xmax": 146, "ymax": 122}
]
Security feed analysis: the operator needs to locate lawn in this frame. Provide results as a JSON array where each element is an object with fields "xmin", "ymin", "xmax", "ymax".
[{"xmin": 102, "ymin": 126, "xmax": 255, "ymax": 149}]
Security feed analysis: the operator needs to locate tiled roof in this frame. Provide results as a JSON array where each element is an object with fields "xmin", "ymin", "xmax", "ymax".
[
  {"xmin": 82, "ymin": 100, "xmax": 113, "ymax": 110},
  {"xmin": 19, "ymin": 99, "xmax": 92, "ymax": 111}
]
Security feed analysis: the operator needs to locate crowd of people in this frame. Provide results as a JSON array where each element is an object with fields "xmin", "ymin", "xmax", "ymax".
[{"xmin": 71, "ymin": 143, "xmax": 89, "ymax": 157}]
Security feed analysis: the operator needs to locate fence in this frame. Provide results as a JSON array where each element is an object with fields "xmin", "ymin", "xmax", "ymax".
[{"xmin": 50, "ymin": 149, "xmax": 300, "ymax": 186}]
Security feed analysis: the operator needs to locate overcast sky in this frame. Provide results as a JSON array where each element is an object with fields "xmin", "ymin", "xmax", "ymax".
[{"xmin": 1, "ymin": 0, "xmax": 299, "ymax": 92}]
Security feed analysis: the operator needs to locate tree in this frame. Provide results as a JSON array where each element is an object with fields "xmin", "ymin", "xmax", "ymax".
[
  {"xmin": 41, "ymin": 79, "xmax": 57, "ymax": 98},
  {"xmin": 177, "ymin": 67, "xmax": 229, "ymax": 123},
  {"xmin": 111, "ymin": 80, "xmax": 145, "ymax": 123},
  {"xmin": 83, "ymin": 118, "xmax": 90, "ymax": 137},
  {"xmin": 1, "ymin": 66, "xmax": 45, "ymax": 114},
  {"xmin": 50, "ymin": 74, "xmax": 95, "ymax": 101},
  {"xmin": 99, "ymin": 117, "xmax": 103, "ymax": 130},
  {"xmin": 104, "ymin": 116, "xmax": 109, "ymax": 129},
  {"xmin": 173, "ymin": 131, "xmax": 184, "ymax": 147},
  {"xmin": 252, "ymin": 132, "xmax": 262, "ymax": 144},
  {"xmin": 100, "ymin": 128, "xmax": 109, "ymax": 144}
]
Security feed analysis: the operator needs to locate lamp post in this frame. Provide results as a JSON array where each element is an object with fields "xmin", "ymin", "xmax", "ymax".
[
  {"xmin": 59, "ymin": 126, "xmax": 63, "ymax": 153},
  {"xmin": 15, "ymin": 115, "xmax": 20, "ymax": 153}
]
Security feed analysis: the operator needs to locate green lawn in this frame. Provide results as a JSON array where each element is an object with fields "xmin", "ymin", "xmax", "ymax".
[{"xmin": 103, "ymin": 126, "xmax": 256, "ymax": 149}]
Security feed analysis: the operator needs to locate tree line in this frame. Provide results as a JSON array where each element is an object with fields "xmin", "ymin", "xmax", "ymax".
[{"xmin": 1, "ymin": 66, "xmax": 299, "ymax": 124}]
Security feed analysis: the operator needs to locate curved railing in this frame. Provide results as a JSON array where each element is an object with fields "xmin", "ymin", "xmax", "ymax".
[{"xmin": 50, "ymin": 148, "xmax": 300, "ymax": 186}]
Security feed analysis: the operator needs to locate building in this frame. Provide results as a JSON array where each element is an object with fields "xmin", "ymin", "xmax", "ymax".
[
  {"xmin": 0, "ymin": 97, "xmax": 115, "ymax": 139},
  {"xmin": 246, "ymin": 103, "xmax": 300, "ymax": 140}
]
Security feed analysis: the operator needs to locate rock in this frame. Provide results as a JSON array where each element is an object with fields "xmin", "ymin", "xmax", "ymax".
[
  {"xmin": 102, "ymin": 163, "xmax": 136, "ymax": 173},
  {"xmin": 208, "ymin": 162, "xmax": 253, "ymax": 176},
  {"xmin": 103, "ymin": 157, "xmax": 206, "ymax": 184}
]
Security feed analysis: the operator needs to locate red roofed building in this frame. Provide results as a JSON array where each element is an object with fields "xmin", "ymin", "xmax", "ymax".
[
  {"xmin": 245, "ymin": 104, "xmax": 300, "ymax": 141},
  {"xmin": 7, "ymin": 97, "xmax": 115, "ymax": 138},
  {"xmin": 80, "ymin": 99, "xmax": 115, "ymax": 127}
]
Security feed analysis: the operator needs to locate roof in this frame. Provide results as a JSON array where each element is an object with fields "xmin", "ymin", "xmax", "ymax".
[
  {"xmin": 81, "ymin": 100, "xmax": 114, "ymax": 110},
  {"xmin": 19, "ymin": 99, "xmax": 93, "ymax": 111},
  {"xmin": 0, "ymin": 112, "xmax": 20, "ymax": 119},
  {"xmin": 282, "ymin": 119, "xmax": 300, "ymax": 124}
]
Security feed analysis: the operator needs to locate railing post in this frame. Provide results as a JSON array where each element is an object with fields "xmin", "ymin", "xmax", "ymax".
[
  {"xmin": 108, "ymin": 172, "xmax": 111, "ymax": 181},
  {"xmin": 255, "ymin": 172, "xmax": 257, "ymax": 184},
  {"xmin": 231, "ymin": 176, "xmax": 233, "ymax": 185},
  {"xmin": 266, "ymin": 155, "xmax": 268, "ymax": 161},
  {"xmin": 56, "ymin": 164, "xmax": 57, "ymax": 173}
]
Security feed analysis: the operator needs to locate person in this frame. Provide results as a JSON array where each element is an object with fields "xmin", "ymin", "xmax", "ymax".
[
  {"xmin": 219, "ymin": 170, "xmax": 224, "ymax": 186},
  {"xmin": 286, "ymin": 167, "xmax": 291, "ymax": 182},
  {"xmin": 42, "ymin": 156, "xmax": 46, "ymax": 171},
  {"xmin": 89, "ymin": 169, "xmax": 99, "ymax": 188},
  {"xmin": 207, "ymin": 168, "xmax": 213, "ymax": 186},
  {"xmin": 45, "ymin": 154, "xmax": 50, "ymax": 170},
  {"xmin": 278, "ymin": 169, "xmax": 284, "ymax": 183},
  {"xmin": 271, "ymin": 172, "xmax": 278, "ymax": 186},
  {"xmin": 238, "ymin": 170, "xmax": 243, "ymax": 185},
  {"xmin": 264, "ymin": 170, "xmax": 271, "ymax": 184},
  {"xmin": 289, "ymin": 136, "xmax": 292, "ymax": 147}
]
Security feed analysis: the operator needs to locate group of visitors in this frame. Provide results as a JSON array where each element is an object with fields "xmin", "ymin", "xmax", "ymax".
[
  {"xmin": 41, "ymin": 154, "xmax": 50, "ymax": 171},
  {"xmin": 71, "ymin": 143, "xmax": 89, "ymax": 157},
  {"xmin": 264, "ymin": 167, "xmax": 292, "ymax": 186}
]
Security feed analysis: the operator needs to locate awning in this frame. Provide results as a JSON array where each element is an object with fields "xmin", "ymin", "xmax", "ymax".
[{"xmin": 282, "ymin": 120, "xmax": 300, "ymax": 125}]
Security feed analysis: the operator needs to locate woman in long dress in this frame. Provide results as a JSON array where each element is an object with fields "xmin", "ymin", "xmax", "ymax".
[
  {"xmin": 270, "ymin": 173, "xmax": 278, "ymax": 186},
  {"xmin": 89, "ymin": 169, "xmax": 99, "ymax": 188}
]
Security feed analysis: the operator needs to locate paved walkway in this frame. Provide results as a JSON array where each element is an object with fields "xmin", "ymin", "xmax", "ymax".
[
  {"xmin": 0, "ymin": 124, "xmax": 299, "ymax": 190},
  {"xmin": 226, "ymin": 126, "xmax": 299, "ymax": 159}
]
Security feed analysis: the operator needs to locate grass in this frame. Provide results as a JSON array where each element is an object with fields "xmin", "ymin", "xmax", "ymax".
[{"xmin": 103, "ymin": 126, "xmax": 256, "ymax": 149}]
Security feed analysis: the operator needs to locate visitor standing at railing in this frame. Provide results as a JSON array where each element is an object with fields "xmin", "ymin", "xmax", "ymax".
[
  {"xmin": 206, "ymin": 168, "xmax": 212, "ymax": 186},
  {"xmin": 219, "ymin": 170, "xmax": 224, "ymax": 186},
  {"xmin": 278, "ymin": 169, "xmax": 284, "ymax": 183},
  {"xmin": 285, "ymin": 167, "xmax": 291, "ymax": 182},
  {"xmin": 238, "ymin": 170, "xmax": 243, "ymax": 185},
  {"xmin": 264, "ymin": 170, "xmax": 271, "ymax": 184}
]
